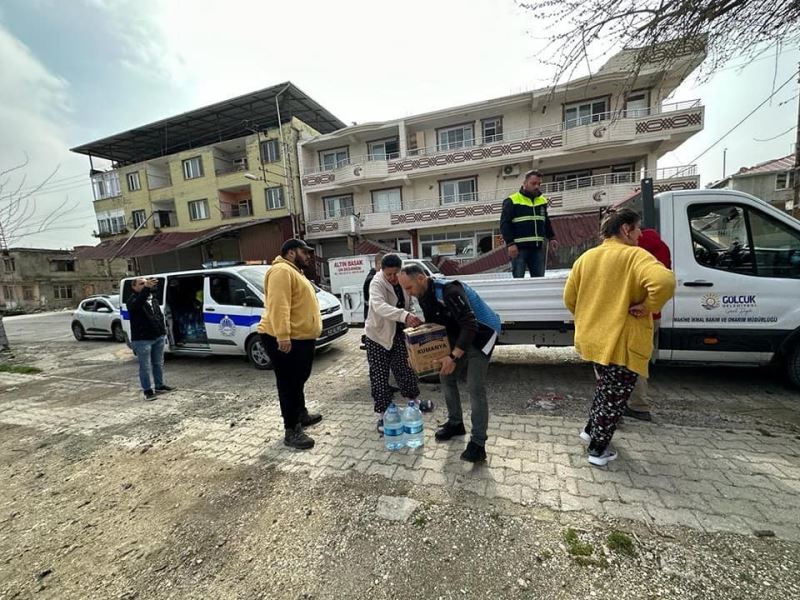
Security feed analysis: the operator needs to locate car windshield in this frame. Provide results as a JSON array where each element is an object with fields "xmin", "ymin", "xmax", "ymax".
[
  {"xmin": 421, "ymin": 260, "xmax": 441, "ymax": 274},
  {"xmin": 107, "ymin": 296, "xmax": 120, "ymax": 309}
]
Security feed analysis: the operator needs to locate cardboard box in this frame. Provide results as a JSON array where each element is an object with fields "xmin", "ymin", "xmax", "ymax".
[{"xmin": 404, "ymin": 323, "xmax": 451, "ymax": 377}]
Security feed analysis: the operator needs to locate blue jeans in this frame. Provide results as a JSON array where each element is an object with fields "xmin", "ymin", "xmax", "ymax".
[
  {"xmin": 511, "ymin": 245, "xmax": 546, "ymax": 278},
  {"xmin": 132, "ymin": 336, "xmax": 166, "ymax": 392}
]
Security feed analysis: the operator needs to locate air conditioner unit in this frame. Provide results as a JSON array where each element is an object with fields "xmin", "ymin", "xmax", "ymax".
[
  {"xmin": 502, "ymin": 164, "xmax": 520, "ymax": 178},
  {"xmin": 232, "ymin": 158, "xmax": 248, "ymax": 171}
]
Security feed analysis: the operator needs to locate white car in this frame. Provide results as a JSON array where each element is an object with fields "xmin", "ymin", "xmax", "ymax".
[{"xmin": 71, "ymin": 294, "xmax": 126, "ymax": 342}]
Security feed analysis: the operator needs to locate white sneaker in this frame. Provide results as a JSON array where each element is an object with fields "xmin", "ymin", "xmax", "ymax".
[
  {"xmin": 588, "ymin": 445, "xmax": 618, "ymax": 466},
  {"xmin": 579, "ymin": 430, "xmax": 591, "ymax": 444}
]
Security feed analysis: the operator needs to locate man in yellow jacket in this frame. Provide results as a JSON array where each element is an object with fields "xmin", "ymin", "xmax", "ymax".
[
  {"xmin": 564, "ymin": 208, "xmax": 675, "ymax": 466},
  {"xmin": 258, "ymin": 238, "xmax": 323, "ymax": 450}
]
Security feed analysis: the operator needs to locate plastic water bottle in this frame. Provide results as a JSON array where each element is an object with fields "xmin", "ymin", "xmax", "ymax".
[
  {"xmin": 383, "ymin": 403, "xmax": 404, "ymax": 451},
  {"xmin": 402, "ymin": 400, "xmax": 424, "ymax": 449}
]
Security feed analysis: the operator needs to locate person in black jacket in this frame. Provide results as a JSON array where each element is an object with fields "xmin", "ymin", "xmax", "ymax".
[
  {"xmin": 126, "ymin": 277, "xmax": 173, "ymax": 400},
  {"xmin": 500, "ymin": 169, "xmax": 559, "ymax": 277},
  {"xmin": 398, "ymin": 265, "xmax": 495, "ymax": 463}
]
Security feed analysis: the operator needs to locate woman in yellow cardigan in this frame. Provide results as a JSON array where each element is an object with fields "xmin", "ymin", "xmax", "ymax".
[{"xmin": 564, "ymin": 208, "xmax": 675, "ymax": 466}]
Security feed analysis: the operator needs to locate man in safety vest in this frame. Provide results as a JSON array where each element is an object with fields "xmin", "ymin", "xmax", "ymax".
[{"xmin": 500, "ymin": 169, "xmax": 558, "ymax": 277}]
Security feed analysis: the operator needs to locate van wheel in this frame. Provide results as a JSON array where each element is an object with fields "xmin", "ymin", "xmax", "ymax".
[
  {"xmin": 247, "ymin": 336, "xmax": 273, "ymax": 370},
  {"xmin": 787, "ymin": 344, "xmax": 800, "ymax": 389},
  {"xmin": 72, "ymin": 322, "xmax": 86, "ymax": 341},
  {"xmin": 111, "ymin": 322, "xmax": 125, "ymax": 343}
]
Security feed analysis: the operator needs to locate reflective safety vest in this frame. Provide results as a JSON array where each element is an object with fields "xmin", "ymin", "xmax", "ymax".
[
  {"xmin": 433, "ymin": 279, "xmax": 501, "ymax": 335},
  {"xmin": 509, "ymin": 191, "xmax": 548, "ymax": 245}
]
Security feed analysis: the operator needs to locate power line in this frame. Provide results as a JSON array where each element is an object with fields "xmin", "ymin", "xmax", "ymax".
[
  {"xmin": 754, "ymin": 125, "xmax": 796, "ymax": 142},
  {"xmin": 686, "ymin": 70, "xmax": 799, "ymax": 167}
]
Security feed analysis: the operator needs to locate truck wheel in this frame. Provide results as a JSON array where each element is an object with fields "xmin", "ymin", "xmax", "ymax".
[
  {"xmin": 72, "ymin": 322, "xmax": 86, "ymax": 341},
  {"xmin": 787, "ymin": 344, "xmax": 800, "ymax": 389},
  {"xmin": 247, "ymin": 335, "xmax": 273, "ymax": 370}
]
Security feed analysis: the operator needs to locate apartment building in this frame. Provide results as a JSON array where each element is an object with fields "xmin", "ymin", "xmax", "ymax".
[
  {"xmin": 0, "ymin": 248, "xmax": 128, "ymax": 311},
  {"xmin": 299, "ymin": 45, "xmax": 705, "ymax": 263},
  {"xmin": 71, "ymin": 83, "xmax": 344, "ymax": 273}
]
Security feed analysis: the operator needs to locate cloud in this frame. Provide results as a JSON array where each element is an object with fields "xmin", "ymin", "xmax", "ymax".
[{"xmin": 0, "ymin": 23, "xmax": 95, "ymax": 249}]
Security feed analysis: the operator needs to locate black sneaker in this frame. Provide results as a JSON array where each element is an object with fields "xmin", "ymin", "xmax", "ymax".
[
  {"xmin": 155, "ymin": 385, "xmax": 175, "ymax": 394},
  {"xmin": 284, "ymin": 424, "xmax": 315, "ymax": 450},
  {"xmin": 300, "ymin": 411, "xmax": 323, "ymax": 428},
  {"xmin": 434, "ymin": 422, "xmax": 466, "ymax": 442},
  {"xmin": 143, "ymin": 389, "xmax": 156, "ymax": 401},
  {"xmin": 623, "ymin": 407, "xmax": 652, "ymax": 421},
  {"xmin": 460, "ymin": 441, "xmax": 487, "ymax": 463}
]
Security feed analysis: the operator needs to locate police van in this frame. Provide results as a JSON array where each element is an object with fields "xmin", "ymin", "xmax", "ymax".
[{"xmin": 120, "ymin": 265, "xmax": 347, "ymax": 369}]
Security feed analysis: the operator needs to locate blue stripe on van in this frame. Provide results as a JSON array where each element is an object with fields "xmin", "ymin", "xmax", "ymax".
[
  {"xmin": 203, "ymin": 313, "xmax": 261, "ymax": 327},
  {"xmin": 121, "ymin": 309, "xmax": 258, "ymax": 328}
]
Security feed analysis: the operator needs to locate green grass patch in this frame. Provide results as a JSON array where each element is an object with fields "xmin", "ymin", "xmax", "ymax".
[
  {"xmin": 413, "ymin": 513, "xmax": 428, "ymax": 527},
  {"xmin": 0, "ymin": 363, "xmax": 42, "ymax": 374},
  {"xmin": 606, "ymin": 531, "xmax": 636, "ymax": 557},
  {"xmin": 563, "ymin": 528, "xmax": 594, "ymax": 556},
  {"xmin": 574, "ymin": 555, "xmax": 609, "ymax": 568}
]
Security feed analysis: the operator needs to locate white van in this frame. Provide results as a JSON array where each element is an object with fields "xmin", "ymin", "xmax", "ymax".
[{"xmin": 120, "ymin": 265, "xmax": 347, "ymax": 369}]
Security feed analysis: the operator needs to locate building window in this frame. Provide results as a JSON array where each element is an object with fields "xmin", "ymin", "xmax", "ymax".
[
  {"xmin": 54, "ymin": 285, "xmax": 73, "ymax": 300},
  {"xmin": 266, "ymin": 186, "xmax": 285, "ymax": 210},
  {"xmin": 437, "ymin": 124, "xmax": 475, "ymax": 151},
  {"xmin": 182, "ymin": 156, "xmax": 204, "ymax": 180},
  {"xmin": 371, "ymin": 188, "xmax": 402, "ymax": 213},
  {"xmin": 624, "ymin": 90, "xmax": 650, "ymax": 118},
  {"xmin": 126, "ymin": 171, "xmax": 141, "ymax": 192},
  {"xmin": 367, "ymin": 138, "xmax": 399, "ymax": 160},
  {"xmin": 2, "ymin": 286, "xmax": 13, "ymax": 301},
  {"xmin": 97, "ymin": 214, "xmax": 126, "ymax": 234},
  {"xmin": 23, "ymin": 287, "xmax": 34, "ymax": 301},
  {"xmin": 320, "ymin": 148, "xmax": 350, "ymax": 171},
  {"xmin": 776, "ymin": 171, "xmax": 796, "ymax": 190},
  {"xmin": 323, "ymin": 194, "xmax": 354, "ymax": 218},
  {"xmin": 439, "ymin": 177, "xmax": 477, "ymax": 205},
  {"xmin": 50, "ymin": 260, "xmax": 75, "ymax": 272},
  {"xmin": 3, "ymin": 258, "xmax": 15, "ymax": 272},
  {"xmin": 131, "ymin": 210, "xmax": 147, "ymax": 228},
  {"xmin": 552, "ymin": 170, "xmax": 593, "ymax": 191},
  {"xmin": 481, "ymin": 117, "xmax": 503, "ymax": 143},
  {"xmin": 260, "ymin": 139, "xmax": 281, "ymax": 163},
  {"xmin": 564, "ymin": 98, "xmax": 609, "ymax": 129},
  {"xmin": 188, "ymin": 199, "xmax": 209, "ymax": 221},
  {"xmin": 419, "ymin": 228, "xmax": 500, "ymax": 259},
  {"xmin": 91, "ymin": 171, "xmax": 121, "ymax": 200}
]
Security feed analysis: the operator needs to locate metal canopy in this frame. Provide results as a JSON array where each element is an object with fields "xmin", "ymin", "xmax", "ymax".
[{"xmin": 71, "ymin": 82, "xmax": 346, "ymax": 166}]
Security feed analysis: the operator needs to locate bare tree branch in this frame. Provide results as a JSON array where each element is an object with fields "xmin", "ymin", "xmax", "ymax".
[{"xmin": 518, "ymin": 0, "xmax": 800, "ymax": 88}]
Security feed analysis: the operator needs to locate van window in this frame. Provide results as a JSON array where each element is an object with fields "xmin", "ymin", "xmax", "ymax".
[
  {"xmin": 209, "ymin": 274, "xmax": 251, "ymax": 305},
  {"xmin": 688, "ymin": 203, "xmax": 800, "ymax": 278}
]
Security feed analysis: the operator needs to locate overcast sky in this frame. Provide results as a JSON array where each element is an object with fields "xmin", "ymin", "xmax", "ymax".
[{"xmin": 1, "ymin": 0, "xmax": 797, "ymax": 249}]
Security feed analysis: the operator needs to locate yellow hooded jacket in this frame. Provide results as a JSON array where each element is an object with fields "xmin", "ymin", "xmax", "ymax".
[
  {"xmin": 563, "ymin": 237, "xmax": 675, "ymax": 377},
  {"xmin": 257, "ymin": 256, "xmax": 322, "ymax": 341}
]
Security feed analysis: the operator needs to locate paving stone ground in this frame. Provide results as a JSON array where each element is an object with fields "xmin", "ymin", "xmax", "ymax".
[{"xmin": 2, "ymin": 340, "xmax": 799, "ymax": 542}]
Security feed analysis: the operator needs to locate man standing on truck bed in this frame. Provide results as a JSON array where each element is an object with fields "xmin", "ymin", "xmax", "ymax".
[
  {"xmin": 258, "ymin": 238, "xmax": 323, "ymax": 450},
  {"xmin": 500, "ymin": 169, "xmax": 558, "ymax": 277}
]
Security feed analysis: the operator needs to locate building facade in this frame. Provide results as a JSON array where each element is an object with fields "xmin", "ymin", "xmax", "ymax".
[
  {"xmin": 709, "ymin": 155, "xmax": 796, "ymax": 215},
  {"xmin": 0, "ymin": 248, "xmax": 129, "ymax": 311},
  {"xmin": 71, "ymin": 83, "xmax": 345, "ymax": 273},
  {"xmin": 299, "ymin": 46, "xmax": 705, "ymax": 264}
]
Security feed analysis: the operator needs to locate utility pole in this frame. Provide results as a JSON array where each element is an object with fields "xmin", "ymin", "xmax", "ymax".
[
  {"xmin": 794, "ymin": 63, "xmax": 800, "ymax": 220},
  {"xmin": 722, "ymin": 147, "xmax": 727, "ymax": 179}
]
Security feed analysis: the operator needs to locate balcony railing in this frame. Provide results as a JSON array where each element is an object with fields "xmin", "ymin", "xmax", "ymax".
[
  {"xmin": 220, "ymin": 202, "xmax": 253, "ymax": 219},
  {"xmin": 304, "ymin": 153, "xmax": 400, "ymax": 176},
  {"xmin": 215, "ymin": 159, "xmax": 249, "ymax": 176},
  {"xmin": 305, "ymin": 166, "xmax": 698, "ymax": 223}
]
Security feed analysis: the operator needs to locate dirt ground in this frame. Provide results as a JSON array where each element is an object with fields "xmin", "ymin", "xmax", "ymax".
[{"xmin": 1, "ymin": 324, "xmax": 800, "ymax": 599}]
